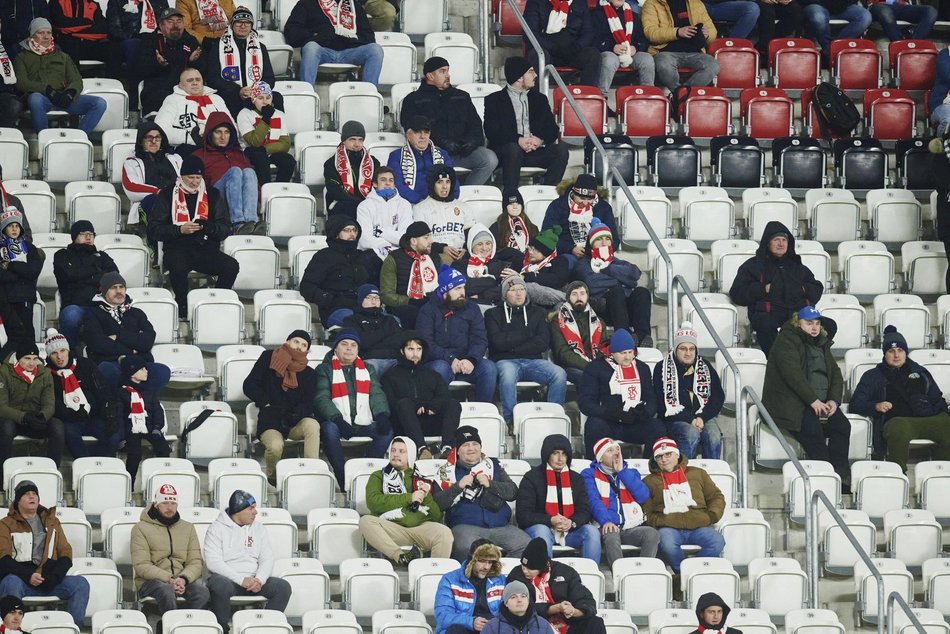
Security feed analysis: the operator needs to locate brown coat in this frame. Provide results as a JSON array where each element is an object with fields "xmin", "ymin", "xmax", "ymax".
[
  {"xmin": 0, "ymin": 505, "xmax": 73, "ymax": 591},
  {"xmin": 642, "ymin": 455, "xmax": 726, "ymax": 529}
]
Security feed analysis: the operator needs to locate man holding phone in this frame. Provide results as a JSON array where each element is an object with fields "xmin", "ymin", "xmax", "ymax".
[{"xmin": 641, "ymin": 0, "xmax": 720, "ymax": 91}]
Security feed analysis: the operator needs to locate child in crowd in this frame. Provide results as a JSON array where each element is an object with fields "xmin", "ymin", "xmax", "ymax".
[
  {"xmin": 237, "ymin": 81, "xmax": 296, "ymax": 184},
  {"xmin": 117, "ymin": 355, "xmax": 171, "ymax": 480}
]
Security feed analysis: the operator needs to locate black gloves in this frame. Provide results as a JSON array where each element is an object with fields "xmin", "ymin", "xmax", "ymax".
[
  {"xmin": 260, "ymin": 104, "xmax": 276, "ymax": 123},
  {"xmin": 190, "ymin": 125, "xmax": 202, "ymax": 145},
  {"xmin": 606, "ymin": 406, "xmax": 624, "ymax": 422},
  {"xmin": 21, "ymin": 413, "xmax": 46, "ymax": 433},
  {"xmin": 45, "ymin": 86, "xmax": 74, "ymax": 109},
  {"xmin": 333, "ymin": 417, "xmax": 354, "ymax": 440},
  {"xmin": 441, "ymin": 140, "xmax": 460, "ymax": 154}
]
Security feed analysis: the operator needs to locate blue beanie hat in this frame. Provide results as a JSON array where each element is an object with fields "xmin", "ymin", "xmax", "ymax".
[
  {"xmin": 333, "ymin": 328, "xmax": 361, "ymax": 347},
  {"xmin": 436, "ymin": 264, "xmax": 466, "ymax": 300},
  {"xmin": 609, "ymin": 328, "xmax": 636, "ymax": 353},
  {"xmin": 356, "ymin": 284, "xmax": 380, "ymax": 305}
]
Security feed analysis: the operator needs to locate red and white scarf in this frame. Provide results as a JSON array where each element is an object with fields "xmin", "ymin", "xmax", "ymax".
[
  {"xmin": 607, "ymin": 358, "xmax": 642, "ymax": 410},
  {"xmin": 196, "ymin": 0, "xmax": 228, "ymax": 30},
  {"xmin": 218, "ymin": 26, "xmax": 263, "ymax": 87},
  {"xmin": 0, "ymin": 41, "xmax": 16, "ymax": 84},
  {"xmin": 122, "ymin": 0, "xmax": 157, "ymax": 33},
  {"xmin": 521, "ymin": 249, "xmax": 557, "ymax": 274},
  {"xmin": 568, "ymin": 198, "xmax": 595, "ymax": 247},
  {"xmin": 507, "ymin": 216, "xmax": 529, "ymax": 252},
  {"xmin": 405, "ymin": 250, "xmax": 438, "ymax": 299},
  {"xmin": 336, "ymin": 144, "xmax": 374, "ymax": 197},
  {"xmin": 399, "ymin": 142, "xmax": 445, "ymax": 190},
  {"xmin": 530, "ymin": 572, "xmax": 568, "ymax": 634},
  {"xmin": 544, "ymin": 466, "xmax": 574, "ymax": 518},
  {"xmin": 13, "ymin": 362, "xmax": 36, "ymax": 385},
  {"xmin": 28, "ymin": 38, "xmax": 55, "ymax": 57},
  {"xmin": 466, "ymin": 254, "xmax": 491, "ymax": 278},
  {"xmin": 253, "ymin": 112, "xmax": 286, "ymax": 143},
  {"xmin": 124, "ymin": 385, "xmax": 149, "ymax": 433},
  {"xmin": 661, "ymin": 350, "xmax": 712, "ymax": 418},
  {"xmin": 317, "ymin": 0, "xmax": 357, "ymax": 38},
  {"xmin": 592, "ymin": 467, "xmax": 644, "ymax": 528},
  {"xmin": 589, "ymin": 244, "xmax": 614, "ymax": 273},
  {"xmin": 557, "ymin": 302, "xmax": 606, "ymax": 362},
  {"xmin": 661, "ymin": 467, "xmax": 698, "ymax": 514},
  {"xmin": 546, "ymin": 0, "xmax": 571, "ymax": 34},
  {"xmin": 600, "ymin": 0, "xmax": 635, "ymax": 65},
  {"xmin": 184, "ymin": 94, "xmax": 216, "ymax": 128},
  {"xmin": 172, "ymin": 177, "xmax": 209, "ymax": 225},
  {"xmin": 52, "ymin": 361, "xmax": 89, "ymax": 412},
  {"xmin": 330, "ymin": 355, "xmax": 372, "ymax": 426}
]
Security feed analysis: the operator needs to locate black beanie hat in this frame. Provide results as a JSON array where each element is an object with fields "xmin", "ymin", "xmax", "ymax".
[
  {"xmin": 400, "ymin": 221, "xmax": 432, "ymax": 248},
  {"xmin": 520, "ymin": 537, "xmax": 550, "ymax": 570},
  {"xmin": 502, "ymin": 190, "xmax": 525, "ymax": 210},
  {"xmin": 70, "ymin": 220, "xmax": 95, "ymax": 241},
  {"xmin": 15, "ymin": 341, "xmax": 39, "ymax": 359},
  {"xmin": 455, "ymin": 425, "xmax": 482, "ymax": 450},
  {"xmin": 180, "ymin": 154, "xmax": 204, "ymax": 176},
  {"xmin": 228, "ymin": 489, "xmax": 256, "ymax": 515},
  {"xmin": 882, "ymin": 325, "xmax": 909, "ymax": 354},
  {"xmin": 504, "ymin": 56, "xmax": 533, "ymax": 85},
  {"xmin": 286, "ymin": 329, "xmax": 312, "ymax": 348},
  {"xmin": 0, "ymin": 596, "xmax": 23, "ymax": 619},
  {"xmin": 13, "ymin": 480, "xmax": 38, "ymax": 508},
  {"xmin": 423, "ymin": 56, "xmax": 449, "ymax": 75},
  {"xmin": 121, "ymin": 355, "xmax": 148, "ymax": 380}
]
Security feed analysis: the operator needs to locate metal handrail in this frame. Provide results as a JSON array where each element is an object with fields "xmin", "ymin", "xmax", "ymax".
[
  {"xmin": 887, "ymin": 592, "xmax": 926, "ymax": 634},
  {"xmin": 480, "ymin": 0, "xmax": 491, "ymax": 83},
  {"xmin": 508, "ymin": 0, "xmax": 548, "ymax": 94}
]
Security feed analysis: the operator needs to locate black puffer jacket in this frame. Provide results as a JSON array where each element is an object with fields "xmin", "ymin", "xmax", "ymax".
[
  {"xmin": 53, "ymin": 243, "xmax": 118, "ymax": 307},
  {"xmin": 399, "ymin": 81, "xmax": 485, "ymax": 154},
  {"xmin": 0, "ymin": 238, "xmax": 42, "ymax": 303},
  {"xmin": 341, "ymin": 306, "xmax": 403, "ymax": 360},
  {"xmin": 242, "ymin": 348, "xmax": 317, "ymax": 437},
  {"xmin": 299, "ymin": 215, "xmax": 369, "ymax": 317},
  {"xmin": 46, "ymin": 354, "xmax": 116, "ymax": 427},
  {"xmin": 507, "ymin": 558, "xmax": 599, "ymax": 621},
  {"xmin": 484, "ymin": 301, "xmax": 550, "ymax": 361},
  {"xmin": 83, "ymin": 294, "xmax": 157, "ymax": 363},
  {"xmin": 515, "ymin": 434, "xmax": 592, "ymax": 529}
]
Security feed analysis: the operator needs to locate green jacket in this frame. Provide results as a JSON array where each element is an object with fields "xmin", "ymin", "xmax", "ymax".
[
  {"xmin": 13, "ymin": 44, "xmax": 83, "ymax": 96},
  {"xmin": 365, "ymin": 467, "xmax": 443, "ymax": 528},
  {"xmin": 313, "ymin": 358, "xmax": 390, "ymax": 422},
  {"xmin": 0, "ymin": 363, "xmax": 55, "ymax": 423},
  {"xmin": 761, "ymin": 319, "xmax": 843, "ymax": 432},
  {"xmin": 241, "ymin": 120, "xmax": 291, "ymax": 155},
  {"xmin": 130, "ymin": 506, "xmax": 204, "ymax": 590},
  {"xmin": 549, "ymin": 308, "xmax": 596, "ymax": 371}
]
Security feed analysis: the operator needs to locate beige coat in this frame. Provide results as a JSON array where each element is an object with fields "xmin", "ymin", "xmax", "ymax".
[{"xmin": 130, "ymin": 506, "xmax": 204, "ymax": 589}]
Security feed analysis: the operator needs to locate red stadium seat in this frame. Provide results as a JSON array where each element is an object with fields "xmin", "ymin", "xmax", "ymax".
[
  {"xmin": 864, "ymin": 88, "xmax": 916, "ymax": 141},
  {"xmin": 682, "ymin": 87, "xmax": 732, "ymax": 138},
  {"xmin": 889, "ymin": 40, "xmax": 938, "ymax": 91},
  {"xmin": 616, "ymin": 86, "xmax": 671, "ymax": 138},
  {"xmin": 830, "ymin": 39, "xmax": 881, "ymax": 90},
  {"xmin": 499, "ymin": 2, "xmax": 527, "ymax": 40},
  {"xmin": 740, "ymin": 88, "xmax": 794, "ymax": 140},
  {"xmin": 708, "ymin": 38, "xmax": 760, "ymax": 90},
  {"xmin": 553, "ymin": 85, "xmax": 607, "ymax": 138},
  {"xmin": 769, "ymin": 38, "xmax": 820, "ymax": 90}
]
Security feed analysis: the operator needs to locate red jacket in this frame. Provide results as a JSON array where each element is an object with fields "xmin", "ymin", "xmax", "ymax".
[{"xmin": 191, "ymin": 111, "xmax": 252, "ymax": 187}]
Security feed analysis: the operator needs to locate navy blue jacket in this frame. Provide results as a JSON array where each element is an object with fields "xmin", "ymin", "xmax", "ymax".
[
  {"xmin": 592, "ymin": 1, "xmax": 649, "ymax": 53},
  {"xmin": 523, "ymin": 0, "xmax": 595, "ymax": 50},
  {"xmin": 432, "ymin": 457, "xmax": 518, "ymax": 528},
  {"xmin": 84, "ymin": 295, "xmax": 156, "ymax": 364},
  {"xmin": 573, "ymin": 255, "xmax": 642, "ymax": 298},
  {"xmin": 578, "ymin": 356, "xmax": 658, "ymax": 422},
  {"xmin": 541, "ymin": 195, "xmax": 618, "ymax": 256},
  {"xmin": 416, "ymin": 297, "xmax": 488, "ymax": 365}
]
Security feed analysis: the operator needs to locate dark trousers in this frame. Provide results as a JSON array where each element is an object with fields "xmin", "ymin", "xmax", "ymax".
[
  {"xmin": 63, "ymin": 418, "xmax": 115, "ymax": 459},
  {"xmin": 568, "ymin": 617, "xmax": 607, "ymax": 634},
  {"xmin": 327, "ymin": 199, "xmax": 360, "ymax": 219},
  {"xmin": 244, "ymin": 146, "xmax": 297, "ymax": 184},
  {"xmin": 527, "ymin": 34, "xmax": 601, "ymax": 86},
  {"xmin": 791, "ymin": 407, "xmax": 851, "ymax": 480},
  {"xmin": 165, "ymin": 247, "xmax": 240, "ymax": 317},
  {"xmin": 126, "ymin": 428, "xmax": 172, "ymax": 481},
  {"xmin": 392, "ymin": 396, "xmax": 461, "ymax": 450},
  {"xmin": 496, "ymin": 141, "xmax": 570, "ymax": 193},
  {"xmin": 0, "ymin": 92, "xmax": 22, "ymax": 128},
  {"xmin": 584, "ymin": 415, "xmax": 667, "ymax": 459},
  {"xmin": 0, "ymin": 417, "xmax": 65, "ymax": 482},
  {"xmin": 756, "ymin": 0, "xmax": 804, "ymax": 59},
  {"xmin": 0, "ymin": 300, "xmax": 35, "ymax": 362},
  {"xmin": 597, "ymin": 286, "xmax": 652, "ymax": 342},
  {"xmin": 942, "ymin": 238, "xmax": 950, "ymax": 294},
  {"xmin": 749, "ymin": 311, "xmax": 788, "ymax": 357},
  {"xmin": 207, "ymin": 573, "xmax": 291, "ymax": 634},
  {"xmin": 57, "ymin": 36, "xmax": 122, "ymax": 78},
  {"xmin": 389, "ymin": 304, "xmax": 422, "ymax": 330}
]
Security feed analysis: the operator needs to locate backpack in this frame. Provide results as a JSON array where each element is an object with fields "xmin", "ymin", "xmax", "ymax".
[
  {"xmin": 812, "ymin": 81, "xmax": 861, "ymax": 137},
  {"xmin": 668, "ymin": 85, "xmax": 692, "ymax": 123}
]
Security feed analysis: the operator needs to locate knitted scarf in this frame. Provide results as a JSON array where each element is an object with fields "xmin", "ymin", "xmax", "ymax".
[
  {"xmin": 172, "ymin": 177, "xmax": 209, "ymax": 225},
  {"xmin": 124, "ymin": 384, "xmax": 149, "ymax": 433},
  {"xmin": 661, "ymin": 466, "xmax": 698, "ymax": 513},
  {"xmin": 0, "ymin": 41, "xmax": 16, "ymax": 84},
  {"xmin": 218, "ymin": 26, "xmax": 263, "ymax": 86},
  {"xmin": 1, "ymin": 236, "xmax": 28, "ymax": 262},
  {"xmin": 544, "ymin": 466, "xmax": 574, "ymax": 518},
  {"xmin": 436, "ymin": 451, "xmax": 495, "ymax": 505},
  {"xmin": 661, "ymin": 351, "xmax": 712, "ymax": 418},
  {"xmin": 607, "ymin": 358, "xmax": 642, "ymax": 410},
  {"xmin": 331, "ymin": 355, "xmax": 372, "ymax": 426},
  {"xmin": 546, "ymin": 0, "xmax": 571, "ymax": 34},
  {"xmin": 466, "ymin": 253, "xmax": 491, "ymax": 278},
  {"xmin": 592, "ymin": 466, "xmax": 644, "ymax": 528},
  {"xmin": 530, "ymin": 572, "xmax": 568, "ymax": 634},
  {"xmin": 13, "ymin": 362, "xmax": 36, "ymax": 384},
  {"xmin": 399, "ymin": 142, "xmax": 444, "ymax": 190},
  {"xmin": 557, "ymin": 303, "xmax": 605, "ymax": 362},
  {"xmin": 589, "ymin": 244, "xmax": 614, "ymax": 273},
  {"xmin": 521, "ymin": 249, "xmax": 557, "ymax": 274},
  {"xmin": 122, "ymin": 0, "xmax": 157, "ymax": 33},
  {"xmin": 507, "ymin": 216, "xmax": 528, "ymax": 251},
  {"xmin": 27, "ymin": 38, "xmax": 54, "ymax": 56},
  {"xmin": 53, "ymin": 361, "xmax": 89, "ymax": 412},
  {"xmin": 269, "ymin": 342, "xmax": 308, "ymax": 391},
  {"xmin": 196, "ymin": 0, "xmax": 228, "ymax": 30},
  {"xmin": 317, "ymin": 0, "xmax": 357, "ymax": 38},
  {"xmin": 568, "ymin": 197, "xmax": 595, "ymax": 247},
  {"xmin": 405, "ymin": 250, "xmax": 438, "ymax": 299},
  {"xmin": 600, "ymin": 0, "xmax": 635, "ymax": 65},
  {"xmin": 336, "ymin": 144, "xmax": 373, "ymax": 197}
]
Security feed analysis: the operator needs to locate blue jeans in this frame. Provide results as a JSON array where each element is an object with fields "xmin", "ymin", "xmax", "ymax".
[
  {"xmin": 704, "ymin": 0, "xmax": 760, "ymax": 38},
  {"xmin": 932, "ymin": 104, "xmax": 950, "ymax": 137},
  {"xmin": 58, "ymin": 305, "xmax": 91, "ymax": 348},
  {"xmin": 657, "ymin": 526, "xmax": 725, "ymax": 573},
  {"xmin": 26, "ymin": 92, "xmax": 106, "ymax": 134},
  {"xmin": 427, "ymin": 358, "xmax": 498, "ymax": 403},
  {"xmin": 665, "ymin": 418, "xmax": 723, "ymax": 459},
  {"xmin": 213, "ymin": 166, "xmax": 258, "ymax": 224},
  {"xmin": 525, "ymin": 523, "xmax": 602, "ymax": 564},
  {"xmin": 496, "ymin": 359, "xmax": 567, "ymax": 423},
  {"xmin": 299, "ymin": 41, "xmax": 384, "ymax": 85},
  {"xmin": 803, "ymin": 2, "xmax": 872, "ymax": 51},
  {"xmin": 0, "ymin": 574, "xmax": 90, "ymax": 627},
  {"xmin": 365, "ymin": 358, "xmax": 397, "ymax": 376},
  {"xmin": 64, "ymin": 418, "xmax": 116, "ymax": 459},
  {"xmin": 321, "ymin": 418, "xmax": 393, "ymax": 489},
  {"xmin": 869, "ymin": 2, "xmax": 937, "ymax": 41}
]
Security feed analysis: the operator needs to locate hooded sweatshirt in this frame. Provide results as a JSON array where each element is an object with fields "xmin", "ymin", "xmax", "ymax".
[
  {"xmin": 356, "ymin": 187, "xmax": 413, "ymax": 260},
  {"xmin": 688, "ymin": 592, "xmax": 743, "ymax": 634},
  {"xmin": 154, "ymin": 84, "xmax": 230, "ymax": 146},
  {"xmin": 364, "ymin": 436, "xmax": 444, "ymax": 527},
  {"xmin": 192, "ymin": 110, "xmax": 252, "ymax": 186},
  {"xmin": 412, "ymin": 166, "xmax": 469, "ymax": 249},
  {"xmin": 203, "ymin": 509, "xmax": 273, "ymax": 584},
  {"xmin": 516, "ymin": 434, "xmax": 592, "ymax": 529},
  {"xmin": 484, "ymin": 292, "xmax": 551, "ymax": 361},
  {"xmin": 122, "ymin": 123, "xmax": 183, "ymax": 203}
]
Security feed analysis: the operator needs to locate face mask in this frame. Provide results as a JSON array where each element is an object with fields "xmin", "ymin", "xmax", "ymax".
[{"xmin": 377, "ymin": 187, "xmax": 396, "ymax": 200}]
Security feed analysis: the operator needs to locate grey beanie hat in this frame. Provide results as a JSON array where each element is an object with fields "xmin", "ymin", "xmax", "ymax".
[
  {"xmin": 501, "ymin": 275, "xmax": 526, "ymax": 297},
  {"xmin": 29, "ymin": 18, "xmax": 51, "ymax": 36},
  {"xmin": 340, "ymin": 120, "xmax": 366, "ymax": 140},
  {"xmin": 502, "ymin": 580, "xmax": 530, "ymax": 604}
]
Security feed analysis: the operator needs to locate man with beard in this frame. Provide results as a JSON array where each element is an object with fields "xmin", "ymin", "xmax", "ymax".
[
  {"xmin": 412, "ymin": 164, "xmax": 470, "ymax": 264},
  {"xmin": 417, "ymin": 267, "xmax": 498, "ymax": 404},
  {"xmin": 356, "ymin": 166, "xmax": 411, "ymax": 284},
  {"xmin": 388, "ymin": 116, "xmax": 457, "ymax": 206},
  {"xmin": 327, "ymin": 121, "xmax": 380, "ymax": 219},
  {"xmin": 520, "ymin": 227, "xmax": 569, "ymax": 309},
  {"xmin": 300, "ymin": 215, "xmax": 369, "ymax": 321},
  {"xmin": 136, "ymin": 7, "xmax": 202, "ymax": 117},
  {"xmin": 379, "ymin": 221, "xmax": 438, "ymax": 329},
  {"xmin": 541, "ymin": 175, "xmax": 618, "ymax": 259},
  {"xmin": 341, "ymin": 284, "xmax": 404, "ymax": 376},
  {"xmin": 434, "ymin": 539, "xmax": 506, "ymax": 633},
  {"xmin": 550, "ymin": 281, "xmax": 610, "ymax": 386}
]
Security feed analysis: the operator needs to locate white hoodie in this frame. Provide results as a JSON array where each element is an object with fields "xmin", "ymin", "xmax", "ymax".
[
  {"xmin": 154, "ymin": 86, "xmax": 231, "ymax": 147},
  {"xmin": 203, "ymin": 510, "xmax": 273, "ymax": 584},
  {"xmin": 412, "ymin": 197, "xmax": 470, "ymax": 249},
  {"xmin": 357, "ymin": 188, "xmax": 413, "ymax": 260}
]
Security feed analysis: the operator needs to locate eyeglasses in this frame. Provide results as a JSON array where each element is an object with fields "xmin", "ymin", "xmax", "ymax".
[
  {"xmin": 77, "ymin": 232, "xmax": 96, "ymax": 238},
  {"xmin": 143, "ymin": 135, "xmax": 162, "ymax": 141}
]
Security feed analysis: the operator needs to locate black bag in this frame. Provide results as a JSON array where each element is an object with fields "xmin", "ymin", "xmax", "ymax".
[
  {"xmin": 177, "ymin": 408, "xmax": 215, "ymax": 458},
  {"xmin": 584, "ymin": 134, "xmax": 638, "ymax": 184},
  {"xmin": 813, "ymin": 81, "xmax": 861, "ymax": 137},
  {"xmin": 669, "ymin": 85, "xmax": 692, "ymax": 123}
]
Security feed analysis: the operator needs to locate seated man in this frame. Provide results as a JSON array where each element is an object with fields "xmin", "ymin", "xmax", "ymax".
[
  {"xmin": 652, "ymin": 322, "xmax": 724, "ymax": 459},
  {"xmin": 149, "ymin": 155, "xmax": 240, "ymax": 320},
  {"xmin": 379, "ymin": 221, "xmax": 438, "ymax": 329},
  {"xmin": 359, "ymin": 435, "xmax": 454, "ymax": 564},
  {"xmin": 412, "ymin": 165, "xmax": 470, "ymax": 263},
  {"xmin": 135, "ymin": 8, "xmax": 203, "ymax": 117},
  {"xmin": 849, "ymin": 326, "xmax": 950, "ymax": 471},
  {"xmin": 243, "ymin": 330, "xmax": 320, "ymax": 486},
  {"xmin": 356, "ymin": 166, "xmax": 412, "ymax": 282},
  {"xmin": 49, "ymin": 0, "xmax": 115, "ymax": 71},
  {"xmin": 154, "ymin": 68, "xmax": 231, "ymax": 149},
  {"xmin": 594, "ymin": 0, "xmax": 656, "ymax": 95},
  {"xmin": 434, "ymin": 540, "xmax": 505, "ymax": 634},
  {"xmin": 579, "ymin": 329, "xmax": 666, "ymax": 459},
  {"xmin": 641, "ymin": 0, "xmax": 720, "ymax": 91},
  {"xmin": 520, "ymin": 227, "xmax": 570, "ymax": 309},
  {"xmin": 388, "ymin": 116, "xmax": 457, "ymax": 206},
  {"xmin": 300, "ymin": 215, "xmax": 369, "ymax": 320},
  {"xmin": 642, "ymin": 437, "xmax": 725, "ymax": 576},
  {"xmin": 0, "ymin": 481, "xmax": 89, "ymax": 627},
  {"xmin": 53, "ymin": 221, "xmax": 119, "ymax": 347},
  {"xmin": 515, "ymin": 434, "xmax": 600, "ymax": 563},
  {"xmin": 868, "ymin": 0, "xmax": 936, "ymax": 41},
  {"xmin": 690, "ymin": 593, "xmax": 744, "ymax": 634},
  {"xmin": 417, "ymin": 266, "xmax": 498, "ymax": 404},
  {"xmin": 581, "ymin": 437, "xmax": 659, "ymax": 569},
  {"xmin": 702, "ymin": 0, "xmax": 759, "ymax": 39},
  {"xmin": 432, "ymin": 427, "xmax": 530, "ymax": 561},
  {"xmin": 283, "ymin": 0, "xmax": 383, "ymax": 86},
  {"xmin": 327, "ymin": 121, "xmax": 381, "ymax": 219},
  {"xmin": 122, "ymin": 123, "xmax": 183, "ymax": 233},
  {"xmin": 550, "ymin": 281, "xmax": 610, "ymax": 386},
  {"xmin": 483, "ymin": 581, "xmax": 551, "ymax": 634},
  {"xmin": 178, "ymin": 0, "xmax": 234, "ymax": 43},
  {"xmin": 931, "ymin": 49, "xmax": 950, "ymax": 137},
  {"xmin": 131, "ymin": 484, "xmax": 210, "ymax": 613},
  {"xmin": 541, "ymin": 174, "xmax": 618, "ymax": 260},
  {"xmin": 204, "ymin": 491, "xmax": 291, "ymax": 634},
  {"xmin": 485, "ymin": 275, "xmax": 566, "ymax": 427},
  {"xmin": 522, "ymin": 0, "xmax": 601, "ymax": 87},
  {"xmin": 800, "ymin": 0, "xmax": 870, "ymax": 61},
  {"xmin": 192, "ymin": 110, "xmax": 259, "ymax": 234},
  {"xmin": 313, "ymin": 329, "xmax": 394, "ymax": 489},
  {"xmin": 341, "ymin": 284, "xmax": 404, "ymax": 376}
]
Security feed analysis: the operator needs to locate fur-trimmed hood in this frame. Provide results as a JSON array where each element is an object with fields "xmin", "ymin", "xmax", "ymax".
[{"xmin": 464, "ymin": 542, "xmax": 503, "ymax": 578}]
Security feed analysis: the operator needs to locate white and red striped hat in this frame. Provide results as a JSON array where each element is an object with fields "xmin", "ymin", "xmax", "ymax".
[
  {"xmin": 154, "ymin": 483, "xmax": 178, "ymax": 504},
  {"xmin": 652, "ymin": 437, "xmax": 680, "ymax": 458},
  {"xmin": 593, "ymin": 438, "xmax": 619, "ymax": 463}
]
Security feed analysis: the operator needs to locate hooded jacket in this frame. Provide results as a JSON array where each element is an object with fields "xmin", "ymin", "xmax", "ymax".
[
  {"xmin": 688, "ymin": 592, "xmax": 743, "ymax": 634},
  {"xmin": 356, "ymin": 187, "xmax": 413, "ymax": 260},
  {"xmin": 485, "ymin": 297, "xmax": 551, "ymax": 362},
  {"xmin": 83, "ymin": 293, "xmax": 157, "ymax": 364},
  {"xmin": 341, "ymin": 306, "xmax": 404, "ymax": 360},
  {"xmin": 122, "ymin": 123, "xmax": 183, "ymax": 203},
  {"xmin": 431, "ymin": 455, "xmax": 519, "ymax": 528},
  {"xmin": 135, "ymin": 29, "xmax": 202, "ymax": 116},
  {"xmin": 0, "ymin": 361, "xmax": 55, "ymax": 423},
  {"xmin": 153, "ymin": 85, "xmax": 231, "ymax": 147},
  {"xmin": 282, "ymin": 0, "xmax": 375, "ymax": 50},
  {"xmin": 130, "ymin": 505, "xmax": 204, "ymax": 589},
  {"xmin": 728, "ymin": 221, "xmax": 823, "ymax": 321},
  {"xmin": 46, "ymin": 354, "xmax": 115, "ymax": 426},
  {"xmin": 507, "ymin": 559, "xmax": 598, "ymax": 624},
  {"xmin": 452, "ymin": 225, "xmax": 520, "ymax": 304},
  {"xmin": 640, "ymin": 0, "xmax": 717, "ymax": 54},
  {"xmin": 0, "ymin": 235, "xmax": 42, "ymax": 303},
  {"xmin": 313, "ymin": 353, "xmax": 390, "ymax": 424},
  {"xmin": 0, "ymin": 504, "xmax": 72, "ymax": 591},
  {"xmin": 578, "ymin": 356, "xmax": 659, "ymax": 423},
  {"xmin": 416, "ymin": 296, "xmax": 489, "ymax": 365},
  {"xmin": 381, "ymin": 342, "xmax": 456, "ymax": 411},
  {"xmin": 387, "ymin": 144, "xmax": 458, "ymax": 206},
  {"xmin": 203, "ymin": 509, "xmax": 273, "ymax": 584},
  {"xmin": 299, "ymin": 215, "xmax": 369, "ymax": 316},
  {"xmin": 651, "ymin": 354, "xmax": 725, "ymax": 424},
  {"xmin": 516, "ymin": 434, "xmax": 592, "ymax": 529},
  {"xmin": 761, "ymin": 317, "xmax": 843, "ymax": 433},
  {"xmin": 150, "ymin": 179, "xmax": 232, "ymax": 252},
  {"xmin": 481, "ymin": 606, "xmax": 554, "ymax": 634},
  {"xmin": 581, "ymin": 458, "xmax": 650, "ymax": 527},
  {"xmin": 242, "ymin": 348, "xmax": 317, "ymax": 437},
  {"xmin": 53, "ymin": 242, "xmax": 118, "ymax": 308},
  {"xmin": 433, "ymin": 546, "xmax": 505, "ymax": 634},
  {"xmin": 364, "ymin": 436, "xmax": 444, "ymax": 528},
  {"xmin": 412, "ymin": 166, "xmax": 468, "ymax": 250},
  {"xmin": 12, "ymin": 39, "xmax": 81, "ymax": 96},
  {"xmin": 541, "ymin": 183, "xmax": 618, "ymax": 256},
  {"xmin": 192, "ymin": 110, "xmax": 252, "ymax": 186},
  {"xmin": 642, "ymin": 454, "xmax": 726, "ymax": 530},
  {"xmin": 399, "ymin": 80, "xmax": 485, "ymax": 154}
]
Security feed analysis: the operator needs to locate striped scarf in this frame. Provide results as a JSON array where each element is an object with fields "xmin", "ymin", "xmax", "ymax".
[
  {"xmin": 13, "ymin": 363, "xmax": 36, "ymax": 385},
  {"xmin": 336, "ymin": 144, "xmax": 374, "ymax": 197},
  {"xmin": 405, "ymin": 250, "xmax": 438, "ymax": 299},
  {"xmin": 125, "ymin": 385, "xmax": 148, "ymax": 433},
  {"xmin": 52, "ymin": 361, "xmax": 89, "ymax": 412},
  {"xmin": 557, "ymin": 303, "xmax": 605, "ymax": 363},
  {"xmin": 589, "ymin": 244, "xmax": 614, "ymax": 273},
  {"xmin": 661, "ymin": 351, "xmax": 712, "ymax": 418},
  {"xmin": 546, "ymin": 0, "xmax": 571, "ymax": 34},
  {"xmin": 507, "ymin": 216, "xmax": 528, "ymax": 251},
  {"xmin": 317, "ymin": 0, "xmax": 357, "ymax": 38},
  {"xmin": 196, "ymin": 0, "xmax": 228, "ymax": 30},
  {"xmin": 172, "ymin": 177, "xmax": 209, "ymax": 225},
  {"xmin": 530, "ymin": 572, "xmax": 568, "ymax": 634},
  {"xmin": 661, "ymin": 467, "xmax": 697, "ymax": 514},
  {"xmin": 601, "ymin": 0, "xmax": 634, "ymax": 45},
  {"xmin": 592, "ymin": 467, "xmax": 644, "ymax": 528},
  {"xmin": 330, "ymin": 355, "xmax": 372, "ymax": 426},
  {"xmin": 544, "ymin": 466, "xmax": 574, "ymax": 517},
  {"xmin": 521, "ymin": 249, "xmax": 557, "ymax": 274},
  {"xmin": 218, "ymin": 26, "xmax": 263, "ymax": 87},
  {"xmin": 567, "ymin": 198, "xmax": 595, "ymax": 247},
  {"xmin": 399, "ymin": 142, "xmax": 444, "ymax": 190},
  {"xmin": 608, "ymin": 359, "xmax": 642, "ymax": 410},
  {"xmin": 0, "ymin": 40, "xmax": 15, "ymax": 84}
]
